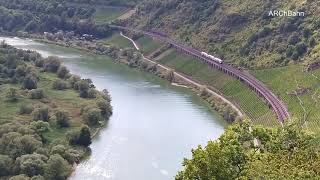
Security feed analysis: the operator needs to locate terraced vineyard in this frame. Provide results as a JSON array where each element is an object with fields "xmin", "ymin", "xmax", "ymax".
[
  {"xmin": 252, "ymin": 66, "xmax": 320, "ymax": 131},
  {"xmin": 99, "ymin": 32, "xmax": 135, "ymax": 49},
  {"xmin": 158, "ymin": 50, "xmax": 278, "ymax": 126},
  {"xmin": 136, "ymin": 36, "xmax": 164, "ymax": 55}
]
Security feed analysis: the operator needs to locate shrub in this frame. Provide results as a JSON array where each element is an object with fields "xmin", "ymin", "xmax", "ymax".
[
  {"xmin": 30, "ymin": 89, "xmax": 46, "ymax": 99},
  {"xmin": 44, "ymin": 56, "xmax": 61, "ymax": 73},
  {"xmin": 87, "ymin": 89, "xmax": 97, "ymax": 99},
  {"xmin": 19, "ymin": 104, "xmax": 34, "ymax": 115},
  {"xmin": 52, "ymin": 80, "xmax": 68, "ymax": 90},
  {"xmin": 55, "ymin": 110, "xmax": 70, "ymax": 128},
  {"xmin": 32, "ymin": 106, "xmax": 50, "ymax": 121},
  {"xmin": 66, "ymin": 126, "xmax": 91, "ymax": 147},
  {"xmin": 97, "ymin": 100, "xmax": 112, "ymax": 118},
  {"xmin": 22, "ymin": 75, "xmax": 38, "ymax": 90},
  {"xmin": 6, "ymin": 88, "xmax": 20, "ymax": 102},
  {"xmin": 34, "ymin": 59, "xmax": 45, "ymax": 67},
  {"xmin": 57, "ymin": 66, "xmax": 69, "ymax": 79},
  {"xmin": 82, "ymin": 107, "xmax": 102, "ymax": 126}
]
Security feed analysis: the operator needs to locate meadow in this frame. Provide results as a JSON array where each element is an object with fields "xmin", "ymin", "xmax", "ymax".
[
  {"xmin": 136, "ymin": 36, "xmax": 164, "ymax": 55},
  {"xmin": 99, "ymin": 32, "xmax": 135, "ymax": 49}
]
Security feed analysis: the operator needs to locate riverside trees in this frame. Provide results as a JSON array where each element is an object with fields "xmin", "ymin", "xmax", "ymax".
[
  {"xmin": 0, "ymin": 43, "xmax": 112, "ymax": 179},
  {"xmin": 176, "ymin": 121, "xmax": 320, "ymax": 179}
]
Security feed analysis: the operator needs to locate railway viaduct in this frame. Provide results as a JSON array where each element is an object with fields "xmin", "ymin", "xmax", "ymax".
[{"xmin": 110, "ymin": 25, "xmax": 290, "ymax": 123}]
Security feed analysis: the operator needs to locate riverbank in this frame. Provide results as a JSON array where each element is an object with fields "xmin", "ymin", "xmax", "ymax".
[
  {"xmin": 31, "ymin": 33, "xmax": 242, "ymax": 123},
  {"xmin": 0, "ymin": 41, "xmax": 113, "ymax": 179}
]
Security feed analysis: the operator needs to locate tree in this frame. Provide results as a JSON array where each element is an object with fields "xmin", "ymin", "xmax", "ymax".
[
  {"xmin": 57, "ymin": 66, "xmax": 69, "ymax": 79},
  {"xmin": 52, "ymin": 80, "xmax": 68, "ymax": 90},
  {"xmin": 32, "ymin": 106, "xmax": 50, "ymax": 121},
  {"xmin": 15, "ymin": 153, "xmax": 48, "ymax": 177},
  {"xmin": 45, "ymin": 154, "xmax": 71, "ymax": 180},
  {"xmin": 96, "ymin": 100, "xmax": 112, "ymax": 118},
  {"xmin": 77, "ymin": 126, "xmax": 92, "ymax": 147},
  {"xmin": 0, "ymin": 154, "xmax": 13, "ymax": 176},
  {"xmin": 22, "ymin": 75, "xmax": 38, "ymax": 90},
  {"xmin": 176, "ymin": 121, "xmax": 320, "ymax": 179},
  {"xmin": 44, "ymin": 56, "xmax": 61, "ymax": 73},
  {"xmin": 19, "ymin": 104, "xmax": 34, "ymax": 115},
  {"xmin": 55, "ymin": 110, "xmax": 70, "ymax": 128},
  {"xmin": 9, "ymin": 174, "xmax": 31, "ymax": 180},
  {"xmin": 82, "ymin": 107, "xmax": 102, "ymax": 126},
  {"xmin": 30, "ymin": 89, "xmax": 46, "ymax": 99}
]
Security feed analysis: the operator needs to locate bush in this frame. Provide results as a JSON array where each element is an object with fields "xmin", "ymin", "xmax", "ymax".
[
  {"xmin": 82, "ymin": 107, "xmax": 102, "ymax": 126},
  {"xmin": 6, "ymin": 88, "xmax": 20, "ymax": 102},
  {"xmin": 97, "ymin": 100, "xmax": 112, "ymax": 118},
  {"xmin": 19, "ymin": 104, "xmax": 34, "ymax": 115},
  {"xmin": 34, "ymin": 59, "xmax": 45, "ymax": 68},
  {"xmin": 55, "ymin": 110, "xmax": 70, "ymax": 128},
  {"xmin": 57, "ymin": 66, "xmax": 69, "ymax": 79},
  {"xmin": 44, "ymin": 56, "xmax": 61, "ymax": 73},
  {"xmin": 87, "ymin": 89, "xmax": 97, "ymax": 99},
  {"xmin": 66, "ymin": 126, "xmax": 91, "ymax": 147},
  {"xmin": 22, "ymin": 75, "xmax": 38, "ymax": 90},
  {"xmin": 30, "ymin": 89, "xmax": 46, "ymax": 99},
  {"xmin": 52, "ymin": 80, "xmax": 68, "ymax": 90},
  {"xmin": 32, "ymin": 106, "xmax": 50, "ymax": 121}
]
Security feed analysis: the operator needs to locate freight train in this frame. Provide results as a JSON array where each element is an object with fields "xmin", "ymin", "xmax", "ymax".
[{"xmin": 201, "ymin": 52, "xmax": 223, "ymax": 64}]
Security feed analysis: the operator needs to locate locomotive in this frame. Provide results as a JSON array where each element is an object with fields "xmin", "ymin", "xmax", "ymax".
[{"xmin": 201, "ymin": 52, "xmax": 223, "ymax": 64}]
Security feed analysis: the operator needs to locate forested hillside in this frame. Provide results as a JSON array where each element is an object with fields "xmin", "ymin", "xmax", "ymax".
[
  {"xmin": 0, "ymin": 0, "xmax": 111, "ymax": 38},
  {"xmin": 127, "ymin": 0, "xmax": 320, "ymax": 69}
]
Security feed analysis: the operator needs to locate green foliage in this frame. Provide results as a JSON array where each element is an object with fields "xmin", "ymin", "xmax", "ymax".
[
  {"xmin": 176, "ymin": 121, "xmax": 320, "ymax": 179},
  {"xmin": 30, "ymin": 89, "xmax": 46, "ymax": 99},
  {"xmin": 0, "ymin": 154, "xmax": 13, "ymax": 176},
  {"xmin": 66, "ymin": 126, "xmax": 92, "ymax": 147},
  {"xmin": 55, "ymin": 110, "xmax": 70, "ymax": 128},
  {"xmin": 130, "ymin": 0, "xmax": 320, "ymax": 68},
  {"xmin": 6, "ymin": 88, "xmax": 20, "ymax": 102},
  {"xmin": 22, "ymin": 75, "xmax": 38, "ymax": 90},
  {"xmin": 15, "ymin": 153, "xmax": 48, "ymax": 177},
  {"xmin": 52, "ymin": 80, "xmax": 68, "ymax": 90},
  {"xmin": 45, "ymin": 154, "xmax": 72, "ymax": 180},
  {"xmin": 32, "ymin": 106, "xmax": 50, "ymax": 122},
  {"xmin": 44, "ymin": 56, "xmax": 61, "ymax": 73},
  {"xmin": 57, "ymin": 66, "xmax": 70, "ymax": 79},
  {"xmin": 19, "ymin": 104, "xmax": 34, "ymax": 115},
  {"xmin": 82, "ymin": 107, "xmax": 102, "ymax": 126}
]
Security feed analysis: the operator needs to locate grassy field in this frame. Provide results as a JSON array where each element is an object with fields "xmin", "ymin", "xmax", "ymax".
[
  {"xmin": 93, "ymin": 6, "xmax": 129, "ymax": 24},
  {"xmin": 0, "ymin": 70, "xmax": 98, "ymax": 142},
  {"xmin": 158, "ymin": 50, "xmax": 278, "ymax": 126},
  {"xmin": 251, "ymin": 65, "xmax": 320, "ymax": 131},
  {"xmin": 99, "ymin": 32, "xmax": 135, "ymax": 49},
  {"xmin": 136, "ymin": 36, "xmax": 164, "ymax": 55}
]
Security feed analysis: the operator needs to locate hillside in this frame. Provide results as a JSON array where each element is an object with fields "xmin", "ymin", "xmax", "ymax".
[{"xmin": 126, "ymin": 0, "xmax": 320, "ymax": 69}]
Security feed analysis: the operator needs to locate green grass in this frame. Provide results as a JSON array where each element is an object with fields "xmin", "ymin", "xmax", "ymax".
[
  {"xmin": 251, "ymin": 65, "xmax": 320, "ymax": 131},
  {"xmin": 99, "ymin": 32, "xmax": 134, "ymax": 49},
  {"xmin": 159, "ymin": 50, "xmax": 278, "ymax": 126},
  {"xmin": 0, "ymin": 70, "xmax": 97, "ymax": 140},
  {"xmin": 136, "ymin": 36, "xmax": 164, "ymax": 55},
  {"xmin": 93, "ymin": 6, "xmax": 128, "ymax": 24}
]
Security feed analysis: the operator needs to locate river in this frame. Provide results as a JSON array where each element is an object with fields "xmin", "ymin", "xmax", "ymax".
[{"xmin": 1, "ymin": 37, "xmax": 226, "ymax": 180}]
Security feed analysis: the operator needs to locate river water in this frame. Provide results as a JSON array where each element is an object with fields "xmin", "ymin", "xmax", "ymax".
[{"xmin": 1, "ymin": 37, "xmax": 226, "ymax": 180}]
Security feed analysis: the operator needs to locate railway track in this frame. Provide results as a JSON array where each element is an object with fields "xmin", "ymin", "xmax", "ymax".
[{"xmin": 110, "ymin": 25, "xmax": 290, "ymax": 123}]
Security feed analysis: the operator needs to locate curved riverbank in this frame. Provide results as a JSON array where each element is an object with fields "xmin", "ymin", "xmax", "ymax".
[{"xmin": 2, "ymin": 36, "xmax": 226, "ymax": 180}]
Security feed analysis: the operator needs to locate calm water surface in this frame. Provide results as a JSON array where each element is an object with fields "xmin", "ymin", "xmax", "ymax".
[{"xmin": 1, "ymin": 37, "xmax": 226, "ymax": 180}]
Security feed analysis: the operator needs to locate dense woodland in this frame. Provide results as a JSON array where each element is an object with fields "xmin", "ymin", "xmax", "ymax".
[
  {"xmin": 176, "ymin": 121, "xmax": 320, "ymax": 179},
  {"xmin": 0, "ymin": 42, "xmax": 112, "ymax": 179},
  {"xmin": 0, "ymin": 0, "xmax": 111, "ymax": 38},
  {"xmin": 127, "ymin": 0, "xmax": 320, "ymax": 68}
]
